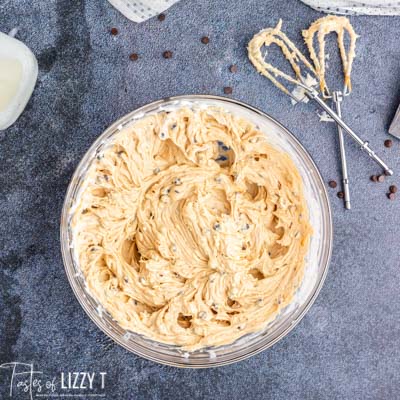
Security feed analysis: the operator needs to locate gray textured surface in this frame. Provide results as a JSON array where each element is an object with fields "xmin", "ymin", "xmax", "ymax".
[{"xmin": 1, "ymin": 1, "xmax": 400, "ymax": 399}]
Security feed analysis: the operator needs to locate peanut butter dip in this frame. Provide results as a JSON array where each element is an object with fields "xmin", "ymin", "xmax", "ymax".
[{"xmin": 71, "ymin": 106, "xmax": 312, "ymax": 350}]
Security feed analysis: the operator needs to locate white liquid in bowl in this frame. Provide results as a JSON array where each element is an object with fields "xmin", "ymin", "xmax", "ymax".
[
  {"xmin": 0, "ymin": 32, "xmax": 38, "ymax": 130},
  {"xmin": 0, "ymin": 58, "xmax": 23, "ymax": 112}
]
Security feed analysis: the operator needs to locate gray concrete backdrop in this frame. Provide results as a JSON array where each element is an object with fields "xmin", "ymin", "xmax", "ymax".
[{"xmin": 0, "ymin": 0, "xmax": 399, "ymax": 399}]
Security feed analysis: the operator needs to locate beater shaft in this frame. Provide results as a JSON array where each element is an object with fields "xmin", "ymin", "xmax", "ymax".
[
  {"xmin": 306, "ymin": 87, "xmax": 393, "ymax": 176},
  {"xmin": 333, "ymin": 91, "xmax": 351, "ymax": 210}
]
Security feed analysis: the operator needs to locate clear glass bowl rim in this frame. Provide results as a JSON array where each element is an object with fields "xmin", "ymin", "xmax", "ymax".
[{"xmin": 60, "ymin": 94, "xmax": 333, "ymax": 368}]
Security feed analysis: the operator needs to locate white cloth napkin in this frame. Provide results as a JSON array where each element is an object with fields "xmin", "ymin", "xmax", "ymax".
[
  {"xmin": 107, "ymin": 0, "xmax": 181, "ymax": 22},
  {"xmin": 108, "ymin": 0, "xmax": 400, "ymax": 22},
  {"xmin": 300, "ymin": 0, "xmax": 400, "ymax": 15}
]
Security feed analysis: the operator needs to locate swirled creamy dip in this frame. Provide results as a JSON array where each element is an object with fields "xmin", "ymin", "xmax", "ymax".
[{"xmin": 71, "ymin": 106, "xmax": 312, "ymax": 350}]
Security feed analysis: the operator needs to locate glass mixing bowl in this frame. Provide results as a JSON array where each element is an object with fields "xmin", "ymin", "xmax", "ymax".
[{"xmin": 60, "ymin": 95, "xmax": 332, "ymax": 368}]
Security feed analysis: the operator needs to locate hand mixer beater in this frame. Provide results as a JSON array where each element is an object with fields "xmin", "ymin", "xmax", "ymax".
[
  {"xmin": 302, "ymin": 16, "xmax": 357, "ymax": 209},
  {"xmin": 248, "ymin": 17, "xmax": 393, "ymax": 209}
]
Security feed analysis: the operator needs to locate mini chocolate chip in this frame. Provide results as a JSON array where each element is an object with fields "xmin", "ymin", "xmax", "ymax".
[
  {"xmin": 328, "ymin": 180, "xmax": 337, "ymax": 188},
  {"xmin": 370, "ymin": 175, "xmax": 378, "ymax": 182},
  {"xmin": 163, "ymin": 50, "xmax": 173, "ymax": 59},
  {"xmin": 389, "ymin": 185, "xmax": 398, "ymax": 193},
  {"xmin": 243, "ymin": 223, "xmax": 250, "ymax": 231},
  {"xmin": 377, "ymin": 175, "xmax": 385, "ymax": 183},
  {"xmin": 201, "ymin": 36, "xmax": 210, "ymax": 44},
  {"xmin": 229, "ymin": 64, "xmax": 238, "ymax": 73},
  {"xmin": 110, "ymin": 27, "xmax": 118, "ymax": 36},
  {"xmin": 388, "ymin": 192, "xmax": 396, "ymax": 200},
  {"xmin": 337, "ymin": 191, "xmax": 344, "ymax": 199},
  {"xmin": 198, "ymin": 311, "xmax": 207, "ymax": 319},
  {"xmin": 384, "ymin": 139, "xmax": 393, "ymax": 148},
  {"xmin": 384, "ymin": 170, "xmax": 391, "ymax": 176},
  {"xmin": 129, "ymin": 53, "xmax": 139, "ymax": 61},
  {"xmin": 158, "ymin": 13, "xmax": 166, "ymax": 21},
  {"xmin": 223, "ymin": 86, "xmax": 233, "ymax": 94}
]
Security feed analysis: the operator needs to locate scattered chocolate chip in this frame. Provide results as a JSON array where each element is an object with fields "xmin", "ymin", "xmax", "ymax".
[
  {"xmin": 389, "ymin": 185, "xmax": 398, "ymax": 193},
  {"xmin": 328, "ymin": 180, "xmax": 337, "ymax": 188},
  {"xmin": 163, "ymin": 50, "xmax": 173, "ymax": 59},
  {"xmin": 201, "ymin": 36, "xmax": 210, "ymax": 44},
  {"xmin": 229, "ymin": 64, "xmax": 238, "ymax": 73},
  {"xmin": 337, "ymin": 191, "xmax": 344, "ymax": 199},
  {"xmin": 129, "ymin": 53, "xmax": 139, "ymax": 61},
  {"xmin": 223, "ymin": 86, "xmax": 233, "ymax": 94},
  {"xmin": 110, "ymin": 27, "xmax": 118, "ymax": 36},
  {"xmin": 377, "ymin": 175, "xmax": 385, "ymax": 183},
  {"xmin": 384, "ymin": 139, "xmax": 393, "ymax": 148},
  {"xmin": 387, "ymin": 192, "xmax": 396, "ymax": 200},
  {"xmin": 158, "ymin": 13, "xmax": 166, "ymax": 21},
  {"xmin": 370, "ymin": 175, "xmax": 378, "ymax": 182}
]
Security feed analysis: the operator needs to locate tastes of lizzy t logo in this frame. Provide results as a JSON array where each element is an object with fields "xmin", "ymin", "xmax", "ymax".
[{"xmin": 0, "ymin": 362, "xmax": 107, "ymax": 399}]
